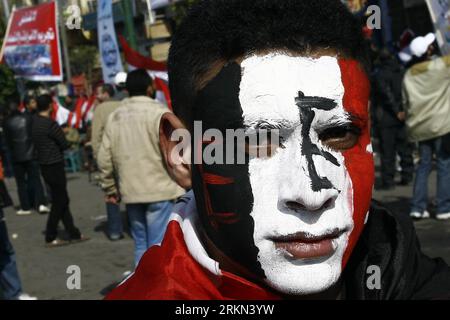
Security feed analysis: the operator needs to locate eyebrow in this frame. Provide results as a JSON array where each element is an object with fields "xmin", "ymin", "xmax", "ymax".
[
  {"xmin": 243, "ymin": 119, "xmax": 297, "ymax": 132},
  {"xmin": 315, "ymin": 113, "xmax": 351, "ymax": 127}
]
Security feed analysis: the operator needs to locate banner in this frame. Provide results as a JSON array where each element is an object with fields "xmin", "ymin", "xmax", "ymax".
[
  {"xmin": 97, "ymin": 0, "xmax": 123, "ymax": 84},
  {"xmin": 0, "ymin": 2, "xmax": 63, "ymax": 81},
  {"xmin": 426, "ymin": 0, "xmax": 450, "ymax": 55}
]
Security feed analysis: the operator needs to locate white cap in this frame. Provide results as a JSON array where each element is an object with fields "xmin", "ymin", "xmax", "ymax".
[
  {"xmin": 114, "ymin": 72, "xmax": 127, "ymax": 87},
  {"xmin": 409, "ymin": 33, "xmax": 436, "ymax": 58}
]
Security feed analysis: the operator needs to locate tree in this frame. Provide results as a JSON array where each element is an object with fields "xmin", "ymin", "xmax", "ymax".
[{"xmin": 69, "ymin": 45, "xmax": 98, "ymax": 83}]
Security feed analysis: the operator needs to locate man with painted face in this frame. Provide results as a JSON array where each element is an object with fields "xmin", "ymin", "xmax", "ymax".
[{"xmin": 106, "ymin": 0, "xmax": 450, "ymax": 300}]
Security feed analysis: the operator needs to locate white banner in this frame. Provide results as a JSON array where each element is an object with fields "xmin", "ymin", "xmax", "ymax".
[
  {"xmin": 97, "ymin": 0, "xmax": 123, "ymax": 84},
  {"xmin": 426, "ymin": 0, "xmax": 450, "ymax": 55}
]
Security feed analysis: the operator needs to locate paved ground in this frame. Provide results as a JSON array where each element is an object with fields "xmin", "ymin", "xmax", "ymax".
[
  {"xmin": 3, "ymin": 173, "xmax": 134, "ymax": 300},
  {"xmin": 2, "ymin": 162, "xmax": 450, "ymax": 300}
]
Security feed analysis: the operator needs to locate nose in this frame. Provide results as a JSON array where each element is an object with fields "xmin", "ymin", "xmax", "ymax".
[{"xmin": 280, "ymin": 188, "xmax": 339, "ymax": 213}]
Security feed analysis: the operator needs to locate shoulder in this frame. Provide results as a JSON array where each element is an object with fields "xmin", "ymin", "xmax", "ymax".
[
  {"xmin": 345, "ymin": 201, "xmax": 450, "ymax": 299},
  {"xmin": 106, "ymin": 220, "xmax": 221, "ymax": 300}
]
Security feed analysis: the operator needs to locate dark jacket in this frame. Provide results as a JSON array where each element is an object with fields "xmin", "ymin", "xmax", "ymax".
[
  {"xmin": 31, "ymin": 115, "xmax": 69, "ymax": 165},
  {"xmin": 3, "ymin": 110, "xmax": 35, "ymax": 163},
  {"xmin": 345, "ymin": 201, "xmax": 450, "ymax": 299},
  {"xmin": 372, "ymin": 58, "xmax": 405, "ymax": 128}
]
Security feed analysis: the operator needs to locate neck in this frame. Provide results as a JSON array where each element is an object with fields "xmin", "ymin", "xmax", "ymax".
[{"xmin": 39, "ymin": 111, "xmax": 50, "ymax": 118}]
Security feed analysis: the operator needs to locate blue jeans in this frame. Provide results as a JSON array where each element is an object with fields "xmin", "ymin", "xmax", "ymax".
[
  {"xmin": 106, "ymin": 202, "xmax": 123, "ymax": 239},
  {"xmin": 126, "ymin": 201, "xmax": 174, "ymax": 266},
  {"xmin": 0, "ymin": 209, "xmax": 23, "ymax": 300},
  {"xmin": 411, "ymin": 137, "xmax": 450, "ymax": 214}
]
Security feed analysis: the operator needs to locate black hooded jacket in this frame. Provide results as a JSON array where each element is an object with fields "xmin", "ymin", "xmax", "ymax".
[
  {"xmin": 344, "ymin": 201, "xmax": 450, "ymax": 299},
  {"xmin": 371, "ymin": 58, "xmax": 405, "ymax": 128},
  {"xmin": 4, "ymin": 110, "xmax": 35, "ymax": 163}
]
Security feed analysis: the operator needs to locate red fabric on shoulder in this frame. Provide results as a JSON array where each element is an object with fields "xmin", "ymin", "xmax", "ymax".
[{"xmin": 105, "ymin": 221, "xmax": 279, "ymax": 300}]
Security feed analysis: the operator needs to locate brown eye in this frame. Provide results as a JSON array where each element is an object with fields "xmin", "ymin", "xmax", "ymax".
[
  {"xmin": 245, "ymin": 131, "xmax": 285, "ymax": 158},
  {"xmin": 319, "ymin": 125, "xmax": 361, "ymax": 151}
]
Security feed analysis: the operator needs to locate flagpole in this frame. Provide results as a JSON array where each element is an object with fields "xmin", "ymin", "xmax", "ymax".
[{"xmin": 57, "ymin": 0, "xmax": 72, "ymax": 82}]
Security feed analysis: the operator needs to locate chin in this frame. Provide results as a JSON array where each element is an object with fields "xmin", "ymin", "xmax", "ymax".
[{"xmin": 257, "ymin": 233, "xmax": 349, "ymax": 296}]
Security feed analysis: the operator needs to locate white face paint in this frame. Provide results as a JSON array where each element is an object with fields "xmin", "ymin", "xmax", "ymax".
[{"xmin": 239, "ymin": 54, "xmax": 354, "ymax": 295}]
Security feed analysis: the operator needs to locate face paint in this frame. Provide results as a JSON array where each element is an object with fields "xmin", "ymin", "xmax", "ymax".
[
  {"xmin": 192, "ymin": 54, "xmax": 373, "ymax": 295},
  {"xmin": 192, "ymin": 63, "xmax": 265, "ymax": 278},
  {"xmin": 338, "ymin": 59, "xmax": 374, "ymax": 266},
  {"xmin": 296, "ymin": 92, "xmax": 340, "ymax": 192}
]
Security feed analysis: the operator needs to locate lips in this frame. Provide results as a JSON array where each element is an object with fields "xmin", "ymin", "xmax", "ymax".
[{"xmin": 270, "ymin": 229, "xmax": 344, "ymax": 260}]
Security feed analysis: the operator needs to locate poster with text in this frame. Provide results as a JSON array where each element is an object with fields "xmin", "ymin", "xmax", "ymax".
[
  {"xmin": 97, "ymin": 0, "xmax": 123, "ymax": 84},
  {"xmin": 0, "ymin": 2, "xmax": 63, "ymax": 81}
]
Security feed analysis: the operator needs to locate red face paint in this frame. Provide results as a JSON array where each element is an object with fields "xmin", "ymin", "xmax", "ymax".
[{"xmin": 338, "ymin": 59, "xmax": 374, "ymax": 268}]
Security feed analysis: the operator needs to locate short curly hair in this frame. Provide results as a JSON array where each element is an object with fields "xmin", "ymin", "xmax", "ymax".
[{"xmin": 168, "ymin": 0, "xmax": 368, "ymax": 127}]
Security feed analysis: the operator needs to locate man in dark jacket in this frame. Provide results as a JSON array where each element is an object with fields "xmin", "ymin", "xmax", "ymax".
[
  {"xmin": 372, "ymin": 50, "xmax": 414, "ymax": 190},
  {"xmin": 107, "ymin": 0, "xmax": 450, "ymax": 300},
  {"xmin": 3, "ymin": 96, "xmax": 50, "ymax": 215},
  {"xmin": 32, "ymin": 94, "xmax": 88, "ymax": 247}
]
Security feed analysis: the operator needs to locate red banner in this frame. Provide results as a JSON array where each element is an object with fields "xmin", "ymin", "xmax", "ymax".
[{"xmin": 0, "ymin": 2, "xmax": 63, "ymax": 81}]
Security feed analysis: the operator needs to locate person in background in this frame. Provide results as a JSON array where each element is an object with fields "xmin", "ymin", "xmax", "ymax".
[
  {"xmin": 61, "ymin": 125, "xmax": 80, "ymax": 150},
  {"xmin": 31, "ymin": 94, "xmax": 89, "ymax": 247},
  {"xmin": 92, "ymin": 84, "xmax": 123, "ymax": 241},
  {"xmin": 372, "ymin": 49, "xmax": 414, "ymax": 190},
  {"xmin": 3, "ymin": 95, "xmax": 50, "ymax": 215},
  {"xmin": 113, "ymin": 72, "xmax": 128, "ymax": 101},
  {"xmin": 0, "ymin": 157, "xmax": 36, "ymax": 300},
  {"xmin": 98, "ymin": 69, "xmax": 185, "ymax": 266},
  {"xmin": 403, "ymin": 33, "xmax": 450, "ymax": 220}
]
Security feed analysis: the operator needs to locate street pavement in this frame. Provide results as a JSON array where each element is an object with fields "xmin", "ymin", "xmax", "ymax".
[{"xmin": 2, "ymin": 165, "xmax": 450, "ymax": 300}]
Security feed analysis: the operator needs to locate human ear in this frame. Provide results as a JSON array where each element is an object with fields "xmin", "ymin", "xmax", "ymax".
[{"xmin": 159, "ymin": 112, "xmax": 192, "ymax": 189}]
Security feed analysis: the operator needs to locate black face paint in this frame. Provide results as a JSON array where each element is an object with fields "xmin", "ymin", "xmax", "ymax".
[
  {"xmin": 192, "ymin": 62, "xmax": 265, "ymax": 278},
  {"xmin": 296, "ymin": 91, "xmax": 340, "ymax": 192}
]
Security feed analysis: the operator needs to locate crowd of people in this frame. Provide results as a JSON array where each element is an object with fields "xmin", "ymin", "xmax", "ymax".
[
  {"xmin": 0, "ymin": 68, "xmax": 183, "ymax": 299},
  {"xmin": 370, "ymin": 32, "xmax": 450, "ymax": 220},
  {"xmin": 0, "ymin": 0, "xmax": 449, "ymax": 300}
]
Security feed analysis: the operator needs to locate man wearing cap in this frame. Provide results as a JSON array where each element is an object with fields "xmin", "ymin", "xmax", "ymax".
[
  {"xmin": 403, "ymin": 33, "xmax": 450, "ymax": 220},
  {"xmin": 113, "ymin": 72, "xmax": 129, "ymax": 101}
]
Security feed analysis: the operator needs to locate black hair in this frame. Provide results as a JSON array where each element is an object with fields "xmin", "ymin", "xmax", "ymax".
[
  {"xmin": 37, "ymin": 94, "xmax": 53, "ymax": 113},
  {"xmin": 168, "ymin": 0, "xmax": 368, "ymax": 126},
  {"xmin": 3, "ymin": 94, "xmax": 21, "ymax": 118},
  {"xmin": 23, "ymin": 95, "xmax": 36, "ymax": 107},
  {"xmin": 101, "ymin": 83, "xmax": 115, "ymax": 98},
  {"xmin": 125, "ymin": 69, "xmax": 152, "ymax": 97}
]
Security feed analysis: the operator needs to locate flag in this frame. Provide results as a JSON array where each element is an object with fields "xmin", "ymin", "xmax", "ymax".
[
  {"xmin": 50, "ymin": 95, "xmax": 95, "ymax": 129},
  {"xmin": 118, "ymin": 35, "xmax": 172, "ymax": 110}
]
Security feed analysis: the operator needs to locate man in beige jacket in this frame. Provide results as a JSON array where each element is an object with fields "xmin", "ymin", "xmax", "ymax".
[
  {"xmin": 98, "ymin": 69, "xmax": 185, "ymax": 266},
  {"xmin": 92, "ymin": 83, "xmax": 123, "ymax": 241},
  {"xmin": 403, "ymin": 33, "xmax": 450, "ymax": 221}
]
